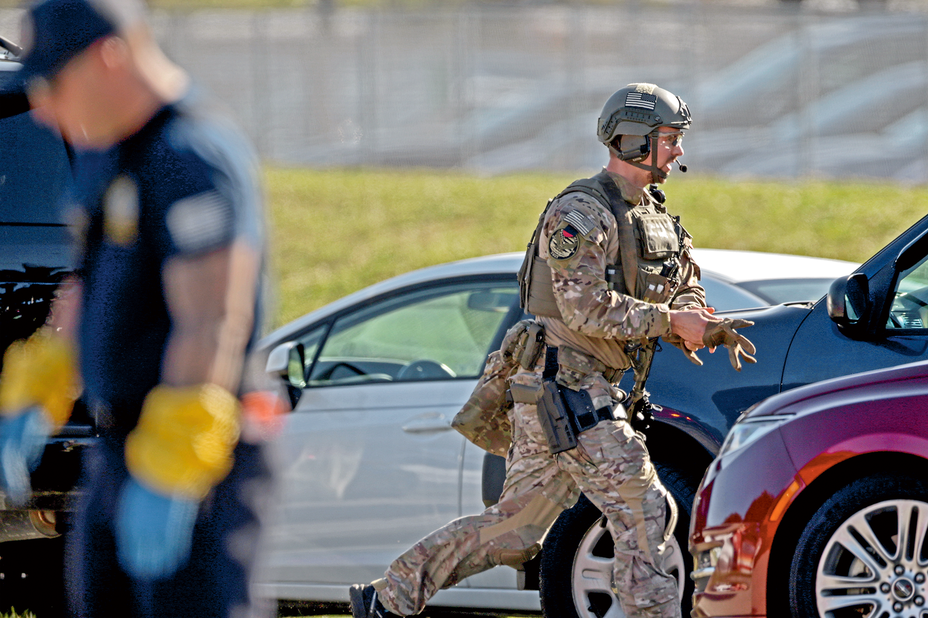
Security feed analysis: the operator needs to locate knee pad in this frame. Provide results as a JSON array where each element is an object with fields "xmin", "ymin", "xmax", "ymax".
[{"xmin": 493, "ymin": 544, "xmax": 541, "ymax": 569}]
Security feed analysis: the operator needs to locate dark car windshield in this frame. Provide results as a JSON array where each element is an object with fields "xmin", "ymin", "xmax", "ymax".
[{"xmin": 0, "ymin": 67, "xmax": 72, "ymax": 225}]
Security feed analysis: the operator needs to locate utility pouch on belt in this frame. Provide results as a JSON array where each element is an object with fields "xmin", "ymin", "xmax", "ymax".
[
  {"xmin": 536, "ymin": 382, "xmax": 616, "ymax": 455},
  {"xmin": 451, "ymin": 350, "xmax": 514, "ymax": 458},
  {"xmin": 537, "ymin": 381, "xmax": 578, "ymax": 454},
  {"xmin": 518, "ymin": 322, "xmax": 546, "ymax": 369}
]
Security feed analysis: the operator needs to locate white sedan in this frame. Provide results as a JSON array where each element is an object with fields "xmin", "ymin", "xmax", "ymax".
[
  {"xmin": 255, "ymin": 250, "xmax": 856, "ymax": 615},
  {"xmin": 691, "ymin": 248, "xmax": 856, "ymax": 307}
]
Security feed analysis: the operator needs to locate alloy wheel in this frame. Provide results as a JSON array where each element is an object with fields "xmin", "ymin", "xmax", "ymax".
[
  {"xmin": 815, "ymin": 499, "xmax": 928, "ymax": 617},
  {"xmin": 571, "ymin": 517, "xmax": 685, "ymax": 618}
]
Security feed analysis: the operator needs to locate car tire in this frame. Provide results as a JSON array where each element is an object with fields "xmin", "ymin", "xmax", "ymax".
[
  {"xmin": 538, "ymin": 461, "xmax": 695, "ymax": 618},
  {"xmin": 788, "ymin": 473, "xmax": 928, "ymax": 618}
]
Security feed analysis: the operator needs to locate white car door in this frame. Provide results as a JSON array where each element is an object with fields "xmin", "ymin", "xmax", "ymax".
[{"xmin": 261, "ymin": 280, "xmax": 520, "ymax": 600}]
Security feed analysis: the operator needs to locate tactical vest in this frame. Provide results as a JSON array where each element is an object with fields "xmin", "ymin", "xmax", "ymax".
[{"xmin": 518, "ymin": 172, "xmax": 689, "ymax": 319}]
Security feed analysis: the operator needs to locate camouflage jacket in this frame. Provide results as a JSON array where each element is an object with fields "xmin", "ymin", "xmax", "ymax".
[
  {"xmin": 453, "ymin": 173, "xmax": 706, "ymax": 455},
  {"xmin": 538, "ymin": 169, "xmax": 705, "ymax": 372}
]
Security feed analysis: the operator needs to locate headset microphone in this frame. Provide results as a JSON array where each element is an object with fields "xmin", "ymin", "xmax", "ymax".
[{"xmin": 676, "ymin": 160, "xmax": 687, "ymax": 173}]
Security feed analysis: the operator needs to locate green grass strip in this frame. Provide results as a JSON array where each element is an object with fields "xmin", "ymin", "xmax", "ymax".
[{"xmin": 266, "ymin": 166, "xmax": 927, "ymax": 327}]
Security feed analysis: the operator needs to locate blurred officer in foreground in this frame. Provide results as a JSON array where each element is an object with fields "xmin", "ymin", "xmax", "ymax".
[
  {"xmin": 350, "ymin": 84, "xmax": 754, "ymax": 618},
  {"xmin": 0, "ymin": 1, "xmax": 285, "ymax": 616}
]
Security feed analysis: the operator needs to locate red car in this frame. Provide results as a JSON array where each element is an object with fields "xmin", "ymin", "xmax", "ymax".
[{"xmin": 689, "ymin": 358, "xmax": 928, "ymax": 618}]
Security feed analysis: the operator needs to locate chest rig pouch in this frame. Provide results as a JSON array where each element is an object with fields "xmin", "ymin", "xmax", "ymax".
[
  {"xmin": 518, "ymin": 201, "xmax": 562, "ymax": 319},
  {"xmin": 628, "ymin": 204, "xmax": 682, "ymax": 304},
  {"xmin": 518, "ymin": 172, "xmax": 687, "ymax": 316}
]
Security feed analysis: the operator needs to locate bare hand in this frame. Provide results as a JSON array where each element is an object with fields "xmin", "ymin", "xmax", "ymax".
[{"xmin": 669, "ymin": 308, "xmax": 720, "ymax": 351}]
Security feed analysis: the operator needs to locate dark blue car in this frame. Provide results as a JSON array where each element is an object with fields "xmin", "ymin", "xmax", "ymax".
[{"xmin": 535, "ymin": 210, "xmax": 928, "ymax": 618}]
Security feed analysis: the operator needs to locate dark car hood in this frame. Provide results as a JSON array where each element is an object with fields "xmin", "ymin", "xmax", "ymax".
[
  {"xmin": 631, "ymin": 301, "xmax": 816, "ymax": 449},
  {"xmin": 744, "ymin": 358, "xmax": 928, "ymax": 420},
  {"xmin": 0, "ymin": 225, "xmax": 71, "ymax": 271}
]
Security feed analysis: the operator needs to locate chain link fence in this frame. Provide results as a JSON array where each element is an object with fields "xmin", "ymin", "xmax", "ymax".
[{"xmin": 4, "ymin": 2, "xmax": 928, "ymax": 181}]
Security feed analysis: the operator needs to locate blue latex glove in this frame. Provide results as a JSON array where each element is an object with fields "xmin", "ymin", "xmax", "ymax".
[
  {"xmin": 0, "ymin": 407, "xmax": 51, "ymax": 506},
  {"xmin": 116, "ymin": 477, "xmax": 200, "ymax": 580}
]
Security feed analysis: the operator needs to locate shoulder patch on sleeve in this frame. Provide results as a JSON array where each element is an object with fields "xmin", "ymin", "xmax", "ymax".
[
  {"xmin": 563, "ymin": 210, "xmax": 595, "ymax": 237},
  {"xmin": 166, "ymin": 190, "xmax": 234, "ymax": 254},
  {"xmin": 546, "ymin": 205, "xmax": 600, "ymax": 261},
  {"xmin": 549, "ymin": 223, "xmax": 581, "ymax": 260}
]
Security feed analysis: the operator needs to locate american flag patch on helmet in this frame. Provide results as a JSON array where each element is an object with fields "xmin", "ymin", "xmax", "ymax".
[{"xmin": 626, "ymin": 92, "xmax": 657, "ymax": 110}]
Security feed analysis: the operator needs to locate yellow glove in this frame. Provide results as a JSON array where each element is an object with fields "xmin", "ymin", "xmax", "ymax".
[
  {"xmin": 125, "ymin": 384, "xmax": 241, "ymax": 500},
  {"xmin": 0, "ymin": 328, "xmax": 79, "ymax": 429}
]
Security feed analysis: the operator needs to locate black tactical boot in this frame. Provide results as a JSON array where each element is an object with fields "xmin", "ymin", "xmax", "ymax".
[{"xmin": 349, "ymin": 583, "xmax": 403, "ymax": 618}]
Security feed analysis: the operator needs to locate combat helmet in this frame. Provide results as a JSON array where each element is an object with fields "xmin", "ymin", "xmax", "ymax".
[{"xmin": 597, "ymin": 83, "xmax": 692, "ymax": 183}]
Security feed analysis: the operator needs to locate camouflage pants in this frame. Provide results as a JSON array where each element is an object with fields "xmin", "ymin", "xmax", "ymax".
[{"xmin": 378, "ymin": 369, "xmax": 680, "ymax": 618}]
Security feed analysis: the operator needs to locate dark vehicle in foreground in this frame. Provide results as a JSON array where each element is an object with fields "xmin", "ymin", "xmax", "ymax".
[
  {"xmin": 689, "ymin": 358, "xmax": 928, "ymax": 618},
  {"xmin": 0, "ymin": 43, "xmax": 79, "ymax": 615}
]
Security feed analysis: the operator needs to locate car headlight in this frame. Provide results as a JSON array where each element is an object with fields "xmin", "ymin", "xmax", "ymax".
[{"xmin": 718, "ymin": 415, "xmax": 791, "ymax": 458}]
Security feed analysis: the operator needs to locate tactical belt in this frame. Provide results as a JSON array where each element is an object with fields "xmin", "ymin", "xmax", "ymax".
[
  {"xmin": 509, "ymin": 347, "xmax": 622, "ymax": 414},
  {"xmin": 523, "ymin": 347, "xmax": 618, "ymax": 453},
  {"xmin": 546, "ymin": 345, "xmax": 624, "ymax": 384},
  {"xmin": 545, "ymin": 347, "xmax": 616, "ymax": 429}
]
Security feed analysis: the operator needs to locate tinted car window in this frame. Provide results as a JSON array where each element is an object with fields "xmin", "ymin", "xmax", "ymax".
[
  {"xmin": 740, "ymin": 278, "xmax": 837, "ymax": 305},
  {"xmin": 888, "ymin": 252, "xmax": 928, "ymax": 330},
  {"xmin": 699, "ymin": 276, "xmax": 767, "ymax": 311},
  {"xmin": 0, "ymin": 69, "xmax": 71, "ymax": 225},
  {"xmin": 307, "ymin": 282, "xmax": 519, "ymax": 387}
]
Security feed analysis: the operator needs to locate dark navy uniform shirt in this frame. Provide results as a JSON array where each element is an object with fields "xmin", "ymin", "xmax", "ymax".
[{"xmin": 71, "ymin": 91, "xmax": 266, "ymax": 427}]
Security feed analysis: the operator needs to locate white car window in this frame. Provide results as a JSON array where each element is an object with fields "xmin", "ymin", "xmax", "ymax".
[
  {"xmin": 287, "ymin": 324, "xmax": 327, "ymax": 389},
  {"xmin": 306, "ymin": 282, "xmax": 518, "ymax": 386}
]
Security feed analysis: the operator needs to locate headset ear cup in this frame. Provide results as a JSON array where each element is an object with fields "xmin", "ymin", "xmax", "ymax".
[
  {"xmin": 617, "ymin": 135, "xmax": 648, "ymax": 162},
  {"xmin": 619, "ymin": 134, "xmax": 668, "ymax": 184}
]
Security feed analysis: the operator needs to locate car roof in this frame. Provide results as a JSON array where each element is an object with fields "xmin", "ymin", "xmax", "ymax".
[
  {"xmin": 690, "ymin": 248, "xmax": 857, "ymax": 284},
  {"xmin": 264, "ymin": 249, "xmax": 856, "ymax": 345}
]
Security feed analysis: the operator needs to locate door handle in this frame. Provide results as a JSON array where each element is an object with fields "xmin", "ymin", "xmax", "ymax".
[{"xmin": 401, "ymin": 412, "xmax": 453, "ymax": 434}]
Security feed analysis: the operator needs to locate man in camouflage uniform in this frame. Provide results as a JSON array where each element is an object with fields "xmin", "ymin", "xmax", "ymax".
[{"xmin": 350, "ymin": 84, "xmax": 754, "ymax": 618}]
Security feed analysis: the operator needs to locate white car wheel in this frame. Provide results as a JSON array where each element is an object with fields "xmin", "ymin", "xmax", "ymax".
[{"xmin": 569, "ymin": 514, "xmax": 685, "ymax": 618}]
